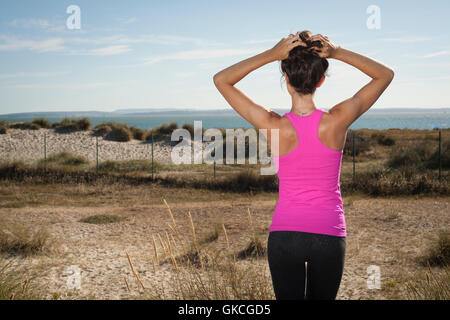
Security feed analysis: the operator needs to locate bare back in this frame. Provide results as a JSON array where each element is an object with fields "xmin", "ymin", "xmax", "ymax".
[{"xmin": 271, "ymin": 109, "xmax": 347, "ymax": 157}]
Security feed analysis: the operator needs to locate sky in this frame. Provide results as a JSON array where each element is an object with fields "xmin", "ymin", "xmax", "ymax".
[{"xmin": 0, "ymin": 0, "xmax": 449, "ymax": 114}]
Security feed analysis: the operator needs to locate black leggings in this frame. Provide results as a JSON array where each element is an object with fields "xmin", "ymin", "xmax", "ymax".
[{"xmin": 267, "ymin": 231, "xmax": 346, "ymax": 300}]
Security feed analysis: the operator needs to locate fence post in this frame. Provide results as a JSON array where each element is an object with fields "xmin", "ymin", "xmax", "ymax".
[
  {"xmin": 151, "ymin": 132, "xmax": 154, "ymax": 181},
  {"xmin": 214, "ymin": 160, "xmax": 216, "ymax": 179},
  {"xmin": 439, "ymin": 130, "xmax": 442, "ymax": 181},
  {"xmin": 44, "ymin": 133, "xmax": 47, "ymax": 170},
  {"xmin": 96, "ymin": 136, "xmax": 99, "ymax": 172},
  {"xmin": 352, "ymin": 131, "xmax": 356, "ymax": 181}
]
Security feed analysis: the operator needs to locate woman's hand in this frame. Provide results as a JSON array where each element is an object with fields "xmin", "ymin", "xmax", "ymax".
[
  {"xmin": 268, "ymin": 33, "xmax": 306, "ymax": 61},
  {"xmin": 308, "ymin": 34, "xmax": 339, "ymax": 58}
]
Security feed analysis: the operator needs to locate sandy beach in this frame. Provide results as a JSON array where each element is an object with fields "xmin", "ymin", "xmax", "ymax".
[{"xmin": 0, "ymin": 128, "xmax": 176, "ymax": 165}]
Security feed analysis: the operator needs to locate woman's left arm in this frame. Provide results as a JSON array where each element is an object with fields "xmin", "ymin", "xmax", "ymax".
[{"xmin": 213, "ymin": 34, "xmax": 304, "ymax": 129}]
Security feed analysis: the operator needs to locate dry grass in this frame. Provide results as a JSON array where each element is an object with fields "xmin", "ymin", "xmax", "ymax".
[
  {"xmin": 97, "ymin": 159, "xmax": 161, "ymax": 174},
  {"xmin": 420, "ymin": 230, "xmax": 450, "ymax": 267},
  {"xmin": 38, "ymin": 151, "xmax": 89, "ymax": 167},
  {"xmin": 0, "ymin": 181, "xmax": 448, "ymax": 300},
  {"xmin": 0, "ymin": 219, "xmax": 53, "ymax": 257},
  {"xmin": 405, "ymin": 264, "xmax": 450, "ymax": 300},
  {"xmin": 130, "ymin": 199, "xmax": 273, "ymax": 300},
  {"xmin": 0, "ymin": 256, "xmax": 43, "ymax": 300}
]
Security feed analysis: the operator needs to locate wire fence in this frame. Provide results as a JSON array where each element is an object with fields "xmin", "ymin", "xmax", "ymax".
[{"xmin": 0, "ymin": 128, "xmax": 448, "ymax": 182}]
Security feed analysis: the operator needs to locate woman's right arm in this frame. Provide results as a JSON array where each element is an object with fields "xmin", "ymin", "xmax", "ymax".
[{"xmin": 329, "ymin": 46, "xmax": 394, "ymax": 129}]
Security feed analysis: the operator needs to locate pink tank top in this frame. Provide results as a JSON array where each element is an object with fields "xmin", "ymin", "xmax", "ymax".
[{"xmin": 270, "ymin": 108, "xmax": 346, "ymax": 237}]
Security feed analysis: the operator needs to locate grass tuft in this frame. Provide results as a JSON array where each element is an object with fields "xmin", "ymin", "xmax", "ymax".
[
  {"xmin": 236, "ymin": 238, "xmax": 266, "ymax": 260},
  {"xmin": 38, "ymin": 151, "xmax": 89, "ymax": 167},
  {"xmin": 420, "ymin": 230, "xmax": 450, "ymax": 267},
  {"xmin": 79, "ymin": 214, "xmax": 127, "ymax": 224},
  {"xmin": 0, "ymin": 257, "xmax": 43, "ymax": 300},
  {"xmin": 0, "ymin": 220, "xmax": 53, "ymax": 257},
  {"xmin": 406, "ymin": 265, "xmax": 450, "ymax": 300}
]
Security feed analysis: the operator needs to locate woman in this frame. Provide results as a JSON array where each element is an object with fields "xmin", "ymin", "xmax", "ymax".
[{"xmin": 213, "ymin": 30, "xmax": 394, "ymax": 300}]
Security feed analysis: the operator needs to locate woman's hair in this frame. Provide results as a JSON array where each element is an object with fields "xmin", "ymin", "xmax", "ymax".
[{"xmin": 280, "ymin": 30, "xmax": 329, "ymax": 95}]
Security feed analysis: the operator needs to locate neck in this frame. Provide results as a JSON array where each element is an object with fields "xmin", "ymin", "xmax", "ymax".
[{"xmin": 290, "ymin": 93, "xmax": 316, "ymax": 116}]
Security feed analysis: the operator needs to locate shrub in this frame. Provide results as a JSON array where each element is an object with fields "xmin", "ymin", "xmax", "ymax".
[
  {"xmin": 146, "ymin": 122, "xmax": 179, "ymax": 141},
  {"xmin": 0, "ymin": 125, "xmax": 7, "ymax": 134},
  {"xmin": 53, "ymin": 117, "xmax": 91, "ymax": 132},
  {"xmin": 31, "ymin": 118, "xmax": 51, "ymax": 129},
  {"xmin": 387, "ymin": 141, "xmax": 434, "ymax": 169},
  {"xmin": 182, "ymin": 123, "xmax": 195, "ymax": 136},
  {"xmin": 343, "ymin": 165, "xmax": 449, "ymax": 196},
  {"xmin": 129, "ymin": 126, "xmax": 146, "ymax": 141},
  {"xmin": 76, "ymin": 117, "xmax": 91, "ymax": 131},
  {"xmin": 426, "ymin": 140, "xmax": 450, "ymax": 170},
  {"xmin": 9, "ymin": 122, "xmax": 40, "ymax": 130},
  {"xmin": 161, "ymin": 122, "xmax": 179, "ymax": 134},
  {"xmin": 371, "ymin": 133, "xmax": 395, "ymax": 146},
  {"xmin": 55, "ymin": 118, "xmax": 78, "ymax": 131},
  {"xmin": 344, "ymin": 130, "xmax": 371, "ymax": 156},
  {"xmin": 93, "ymin": 124, "xmax": 112, "ymax": 137},
  {"xmin": 105, "ymin": 126, "xmax": 132, "ymax": 142}
]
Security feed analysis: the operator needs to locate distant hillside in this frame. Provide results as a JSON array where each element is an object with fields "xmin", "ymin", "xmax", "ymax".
[{"xmin": 0, "ymin": 107, "xmax": 449, "ymax": 119}]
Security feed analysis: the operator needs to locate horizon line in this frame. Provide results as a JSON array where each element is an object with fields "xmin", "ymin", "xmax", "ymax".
[{"xmin": 1, "ymin": 106, "xmax": 450, "ymax": 117}]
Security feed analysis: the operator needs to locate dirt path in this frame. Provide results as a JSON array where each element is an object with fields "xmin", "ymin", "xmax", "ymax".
[{"xmin": 1, "ymin": 196, "xmax": 449, "ymax": 299}]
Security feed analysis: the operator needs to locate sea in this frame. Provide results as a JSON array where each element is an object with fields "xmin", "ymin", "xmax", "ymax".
[{"xmin": 0, "ymin": 108, "xmax": 449, "ymax": 130}]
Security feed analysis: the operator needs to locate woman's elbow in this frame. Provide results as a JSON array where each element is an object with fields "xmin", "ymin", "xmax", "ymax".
[
  {"xmin": 213, "ymin": 73, "xmax": 224, "ymax": 86},
  {"xmin": 385, "ymin": 68, "xmax": 395, "ymax": 82}
]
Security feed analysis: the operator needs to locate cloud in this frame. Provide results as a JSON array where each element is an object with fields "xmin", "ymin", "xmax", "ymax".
[
  {"xmin": 87, "ymin": 45, "xmax": 132, "ymax": 56},
  {"xmin": 118, "ymin": 17, "xmax": 137, "ymax": 24},
  {"xmin": 175, "ymin": 72, "xmax": 196, "ymax": 78},
  {"xmin": 7, "ymin": 18, "xmax": 66, "ymax": 32},
  {"xmin": 0, "ymin": 33, "xmax": 220, "ymax": 56},
  {"xmin": 244, "ymin": 39, "xmax": 278, "ymax": 44},
  {"xmin": 145, "ymin": 48, "xmax": 264, "ymax": 64},
  {"xmin": 423, "ymin": 50, "xmax": 449, "ymax": 58},
  {"xmin": 9, "ymin": 18, "xmax": 51, "ymax": 29},
  {"xmin": 0, "ymin": 35, "xmax": 65, "ymax": 52},
  {"xmin": 0, "ymin": 71, "xmax": 69, "ymax": 80},
  {"xmin": 379, "ymin": 36, "xmax": 432, "ymax": 43},
  {"xmin": 69, "ymin": 34, "xmax": 218, "ymax": 46},
  {"xmin": 4, "ymin": 82, "xmax": 109, "ymax": 89}
]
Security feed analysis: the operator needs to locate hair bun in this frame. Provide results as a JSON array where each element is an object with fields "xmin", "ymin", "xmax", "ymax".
[
  {"xmin": 281, "ymin": 30, "xmax": 329, "ymax": 95},
  {"xmin": 297, "ymin": 30, "xmax": 322, "ymax": 56}
]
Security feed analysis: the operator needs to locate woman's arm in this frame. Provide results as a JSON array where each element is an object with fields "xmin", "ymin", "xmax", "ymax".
[
  {"xmin": 213, "ymin": 34, "xmax": 305, "ymax": 129},
  {"xmin": 310, "ymin": 34, "xmax": 394, "ymax": 130}
]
